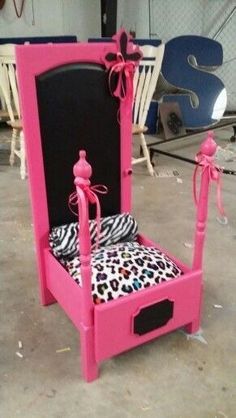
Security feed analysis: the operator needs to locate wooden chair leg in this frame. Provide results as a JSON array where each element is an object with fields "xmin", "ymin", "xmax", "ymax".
[
  {"xmin": 40, "ymin": 286, "xmax": 57, "ymax": 306},
  {"xmin": 139, "ymin": 133, "xmax": 156, "ymax": 176},
  {"xmin": 9, "ymin": 128, "xmax": 17, "ymax": 166},
  {"xmin": 185, "ymin": 318, "xmax": 200, "ymax": 334},
  {"xmin": 19, "ymin": 130, "xmax": 26, "ymax": 180},
  {"xmin": 37, "ymin": 250, "xmax": 57, "ymax": 306},
  {"xmin": 80, "ymin": 325, "xmax": 99, "ymax": 382},
  {"xmin": 185, "ymin": 282, "xmax": 203, "ymax": 335}
]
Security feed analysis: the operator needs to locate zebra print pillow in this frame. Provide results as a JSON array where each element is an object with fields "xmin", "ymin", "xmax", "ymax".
[{"xmin": 49, "ymin": 213, "xmax": 138, "ymax": 262}]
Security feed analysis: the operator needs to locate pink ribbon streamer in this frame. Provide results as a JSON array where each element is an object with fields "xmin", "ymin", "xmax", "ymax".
[
  {"xmin": 108, "ymin": 52, "xmax": 135, "ymax": 102},
  {"xmin": 193, "ymin": 152, "xmax": 225, "ymax": 217},
  {"xmin": 69, "ymin": 184, "xmax": 108, "ymax": 250}
]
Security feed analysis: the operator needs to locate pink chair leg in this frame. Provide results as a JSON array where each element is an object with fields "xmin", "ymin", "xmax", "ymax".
[
  {"xmin": 37, "ymin": 249, "xmax": 57, "ymax": 306},
  {"xmin": 40, "ymin": 286, "xmax": 56, "ymax": 306},
  {"xmin": 80, "ymin": 325, "xmax": 99, "ymax": 382},
  {"xmin": 185, "ymin": 317, "xmax": 200, "ymax": 334},
  {"xmin": 185, "ymin": 283, "xmax": 203, "ymax": 334}
]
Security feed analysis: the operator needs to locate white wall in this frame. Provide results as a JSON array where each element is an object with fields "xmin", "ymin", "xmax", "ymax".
[
  {"xmin": 117, "ymin": 0, "xmax": 150, "ymax": 38},
  {"xmin": 0, "ymin": 0, "xmax": 101, "ymax": 40},
  {"xmin": 62, "ymin": 0, "xmax": 101, "ymax": 41}
]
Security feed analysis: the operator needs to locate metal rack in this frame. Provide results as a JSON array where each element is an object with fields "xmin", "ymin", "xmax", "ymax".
[{"xmin": 149, "ymin": 119, "xmax": 236, "ymax": 176}]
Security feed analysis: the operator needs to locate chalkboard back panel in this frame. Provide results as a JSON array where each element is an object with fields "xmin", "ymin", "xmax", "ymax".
[{"xmin": 36, "ymin": 63, "xmax": 120, "ymax": 228}]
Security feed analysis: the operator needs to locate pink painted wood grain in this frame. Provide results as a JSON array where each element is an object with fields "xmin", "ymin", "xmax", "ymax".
[
  {"xmin": 44, "ymin": 250, "xmax": 82, "ymax": 330},
  {"xmin": 16, "ymin": 40, "xmax": 136, "ymax": 381},
  {"xmin": 73, "ymin": 151, "xmax": 94, "ymax": 329},
  {"xmin": 15, "ymin": 39, "xmax": 212, "ymax": 382},
  {"xmin": 192, "ymin": 132, "xmax": 218, "ymax": 270},
  {"xmin": 95, "ymin": 269, "xmax": 202, "ymax": 362},
  {"xmin": 16, "ymin": 42, "xmax": 133, "ymax": 307}
]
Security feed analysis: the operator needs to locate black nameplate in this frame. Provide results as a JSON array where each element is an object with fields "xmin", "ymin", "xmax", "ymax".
[{"xmin": 133, "ymin": 299, "xmax": 174, "ymax": 336}]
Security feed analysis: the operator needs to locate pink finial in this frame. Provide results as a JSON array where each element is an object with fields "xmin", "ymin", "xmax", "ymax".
[
  {"xmin": 73, "ymin": 150, "xmax": 92, "ymax": 185},
  {"xmin": 200, "ymin": 131, "xmax": 217, "ymax": 157}
]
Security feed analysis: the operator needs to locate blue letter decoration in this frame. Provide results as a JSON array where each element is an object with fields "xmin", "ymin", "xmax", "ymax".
[{"xmin": 161, "ymin": 36, "xmax": 227, "ymax": 129}]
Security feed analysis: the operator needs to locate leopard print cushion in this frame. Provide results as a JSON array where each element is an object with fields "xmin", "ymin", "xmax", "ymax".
[{"xmin": 65, "ymin": 242, "xmax": 183, "ymax": 304}]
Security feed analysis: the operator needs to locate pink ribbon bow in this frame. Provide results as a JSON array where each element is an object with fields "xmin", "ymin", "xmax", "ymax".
[
  {"xmin": 108, "ymin": 52, "xmax": 135, "ymax": 101},
  {"xmin": 69, "ymin": 184, "xmax": 108, "ymax": 250},
  {"xmin": 193, "ymin": 152, "xmax": 225, "ymax": 217}
]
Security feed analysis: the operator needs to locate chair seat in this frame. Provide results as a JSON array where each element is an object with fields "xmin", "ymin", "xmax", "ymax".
[
  {"xmin": 65, "ymin": 241, "xmax": 183, "ymax": 304},
  {"xmin": 132, "ymin": 124, "xmax": 148, "ymax": 135}
]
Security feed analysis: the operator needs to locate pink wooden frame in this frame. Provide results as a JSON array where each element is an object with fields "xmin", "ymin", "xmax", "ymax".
[{"xmin": 16, "ymin": 33, "xmax": 214, "ymax": 382}]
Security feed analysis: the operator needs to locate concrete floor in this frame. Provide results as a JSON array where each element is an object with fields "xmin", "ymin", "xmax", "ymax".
[{"xmin": 0, "ymin": 125, "xmax": 235, "ymax": 418}]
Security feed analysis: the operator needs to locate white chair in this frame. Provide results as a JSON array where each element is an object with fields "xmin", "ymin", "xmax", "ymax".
[
  {"xmin": 0, "ymin": 70, "xmax": 8, "ymax": 119},
  {"xmin": 0, "ymin": 46, "xmax": 13, "ymax": 121},
  {"xmin": 0, "ymin": 44, "xmax": 26, "ymax": 179},
  {"xmin": 132, "ymin": 43, "xmax": 165, "ymax": 176}
]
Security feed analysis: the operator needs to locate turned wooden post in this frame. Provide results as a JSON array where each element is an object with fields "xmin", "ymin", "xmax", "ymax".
[
  {"xmin": 192, "ymin": 131, "xmax": 218, "ymax": 271},
  {"xmin": 73, "ymin": 150, "xmax": 94, "ymax": 327},
  {"xmin": 73, "ymin": 151, "xmax": 99, "ymax": 382}
]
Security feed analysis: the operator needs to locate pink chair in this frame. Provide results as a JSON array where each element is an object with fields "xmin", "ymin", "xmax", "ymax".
[{"xmin": 16, "ymin": 30, "xmax": 219, "ymax": 382}]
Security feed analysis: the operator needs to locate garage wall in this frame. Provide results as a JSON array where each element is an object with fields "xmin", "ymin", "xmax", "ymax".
[
  {"xmin": 117, "ymin": 0, "xmax": 150, "ymax": 37},
  {"xmin": 0, "ymin": 0, "xmax": 101, "ymax": 41}
]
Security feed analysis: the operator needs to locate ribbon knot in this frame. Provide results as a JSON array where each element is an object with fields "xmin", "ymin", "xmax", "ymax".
[
  {"xmin": 108, "ymin": 52, "xmax": 135, "ymax": 101},
  {"xmin": 69, "ymin": 184, "xmax": 108, "ymax": 250},
  {"xmin": 193, "ymin": 152, "xmax": 225, "ymax": 218}
]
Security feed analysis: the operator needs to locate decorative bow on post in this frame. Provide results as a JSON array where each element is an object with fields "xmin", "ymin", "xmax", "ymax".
[
  {"xmin": 69, "ymin": 151, "xmax": 108, "ymax": 250},
  {"xmin": 193, "ymin": 132, "xmax": 226, "ymax": 220},
  {"xmin": 104, "ymin": 29, "xmax": 142, "ymax": 101}
]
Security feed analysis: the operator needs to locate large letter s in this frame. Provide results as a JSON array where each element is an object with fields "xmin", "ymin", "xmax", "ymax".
[{"xmin": 161, "ymin": 36, "xmax": 227, "ymax": 128}]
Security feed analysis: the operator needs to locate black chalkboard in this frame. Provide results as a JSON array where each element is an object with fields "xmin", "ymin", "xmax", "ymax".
[
  {"xmin": 36, "ymin": 63, "xmax": 120, "ymax": 228},
  {"xmin": 133, "ymin": 299, "xmax": 174, "ymax": 335}
]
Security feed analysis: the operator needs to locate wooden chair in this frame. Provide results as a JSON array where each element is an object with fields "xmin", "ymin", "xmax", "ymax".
[
  {"xmin": 132, "ymin": 44, "xmax": 165, "ymax": 176},
  {"xmin": 0, "ymin": 45, "xmax": 14, "ymax": 120},
  {"xmin": 0, "ymin": 44, "xmax": 26, "ymax": 179},
  {"xmin": 0, "ymin": 67, "xmax": 9, "ymax": 121},
  {"xmin": 16, "ymin": 30, "xmax": 216, "ymax": 382}
]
